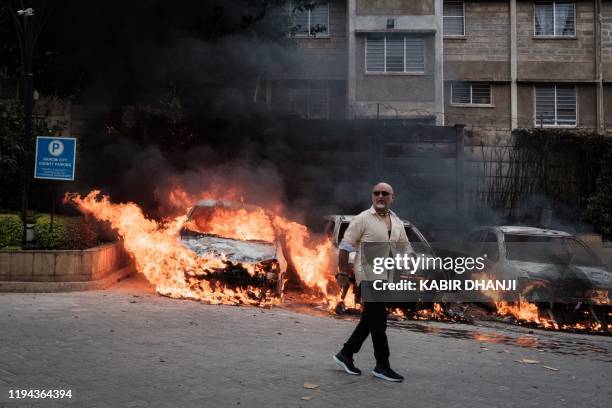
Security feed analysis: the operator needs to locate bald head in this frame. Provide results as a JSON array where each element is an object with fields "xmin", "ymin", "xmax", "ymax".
[
  {"xmin": 372, "ymin": 182, "xmax": 394, "ymax": 195},
  {"xmin": 371, "ymin": 182, "xmax": 395, "ymax": 213}
]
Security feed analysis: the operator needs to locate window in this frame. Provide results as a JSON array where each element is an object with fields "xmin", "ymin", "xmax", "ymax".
[
  {"xmin": 405, "ymin": 226, "xmax": 433, "ymax": 255},
  {"xmin": 366, "ymin": 36, "xmax": 425, "ymax": 73},
  {"xmin": 291, "ymin": 1, "xmax": 329, "ymax": 37},
  {"xmin": 451, "ymin": 82, "xmax": 492, "ymax": 105},
  {"xmin": 464, "ymin": 230, "xmax": 485, "ymax": 256},
  {"xmin": 443, "ymin": 1, "xmax": 465, "ymax": 36},
  {"xmin": 338, "ymin": 222, "xmax": 350, "ymax": 244},
  {"xmin": 534, "ymin": 85, "xmax": 576, "ymax": 127},
  {"xmin": 534, "ymin": 2, "xmax": 575, "ymax": 37},
  {"xmin": 566, "ymin": 239, "xmax": 602, "ymax": 267},
  {"xmin": 482, "ymin": 231, "xmax": 499, "ymax": 261},
  {"xmin": 287, "ymin": 81, "xmax": 329, "ymax": 119}
]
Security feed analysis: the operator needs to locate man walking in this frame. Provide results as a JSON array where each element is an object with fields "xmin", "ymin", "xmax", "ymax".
[{"xmin": 333, "ymin": 182, "xmax": 409, "ymax": 382}]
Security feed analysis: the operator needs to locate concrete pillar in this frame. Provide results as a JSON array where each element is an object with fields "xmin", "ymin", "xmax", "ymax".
[
  {"xmin": 346, "ymin": 0, "xmax": 357, "ymax": 119},
  {"xmin": 510, "ymin": 0, "xmax": 518, "ymax": 130},
  {"xmin": 595, "ymin": 0, "xmax": 605, "ymax": 133},
  {"xmin": 435, "ymin": 0, "xmax": 445, "ymax": 125},
  {"xmin": 455, "ymin": 124, "xmax": 465, "ymax": 211}
]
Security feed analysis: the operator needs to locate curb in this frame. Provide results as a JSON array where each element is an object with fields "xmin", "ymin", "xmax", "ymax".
[{"xmin": 0, "ymin": 266, "xmax": 136, "ymax": 293}]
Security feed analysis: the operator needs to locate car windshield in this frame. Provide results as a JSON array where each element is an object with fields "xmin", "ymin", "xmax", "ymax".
[
  {"xmin": 185, "ymin": 205, "xmax": 275, "ymax": 243},
  {"xmin": 338, "ymin": 222, "xmax": 350, "ymax": 243},
  {"xmin": 405, "ymin": 226, "xmax": 433, "ymax": 255},
  {"xmin": 504, "ymin": 234, "xmax": 602, "ymax": 267}
]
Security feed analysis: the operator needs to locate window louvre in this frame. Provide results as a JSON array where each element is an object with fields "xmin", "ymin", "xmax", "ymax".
[
  {"xmin": 287, "ymin": 81, "xmax": 329, "ymax": 119},
  {"xmin": 535, "ymin": 85, "xmax": 576, "ymax": 127},
  {"xmin": 405, "ymin": 38, "xmax": 425, "ymax": 72},
  {"xmin": 366, "ymin": 36, "xmax": 425, "ymax": 73},
  {"xmin": 291, "ymin": 2, "xmax": 329, "ymax": 37},
  {"xmin": 554, "ymin": 2, "xmax": 575, "ymax": 36},
  {"xmin": 366, "ymin": 36, "xmax": 385, "ymax": 72},
  {"xmin": 555, "ymin": 86, "xmax": 577, "ymax": 125},
  {"xmin": 535, "ymin": 2, "xmax": 575, "ymax": 37},
  {"xmin": 386, "ymin": 37, "xmax": 404, "ymax": 72},
  {"xmin": 309, "ymin": 4, "xmax": 329, "ymax": 36},
  {"xmin": 451, "ymin": 82, "xmax": 491, "ymax": 105},
  {"xmin": 443, "ymin": 1, "xmax": 465, "ymax": 36},
  {"xmin": 292, "ymin": 7, "xmax": 310, "ymax": 36}
]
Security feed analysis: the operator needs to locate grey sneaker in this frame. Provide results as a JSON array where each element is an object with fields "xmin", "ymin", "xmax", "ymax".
[{"xmin": 333, "ymin": 352, "xmax": 361, "ymax": 375}]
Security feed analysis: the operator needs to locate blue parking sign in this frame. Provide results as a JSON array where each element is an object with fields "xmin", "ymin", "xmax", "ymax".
[{"xmin": 34, "ymin": 136, "xmax": 77, "ymax": 181}]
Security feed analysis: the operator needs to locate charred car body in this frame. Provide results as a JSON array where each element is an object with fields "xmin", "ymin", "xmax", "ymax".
[
  {"xmin": 180, "ymin": 200, "xmax": 286, "ymax": 298},
  {"xmin": 464, "ymin": 226, "xmax": 612, "ymax": 326}
]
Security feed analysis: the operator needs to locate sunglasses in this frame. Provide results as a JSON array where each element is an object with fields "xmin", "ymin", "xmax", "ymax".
[{"xmin": 372, "ymin": 191, "xmax": 390, "ymax": 197}]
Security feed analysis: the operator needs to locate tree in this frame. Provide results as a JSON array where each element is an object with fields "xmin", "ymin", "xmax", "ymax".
[{"xmin": 585, "ymin": 149, "xmax": 612, "ymax": 238}]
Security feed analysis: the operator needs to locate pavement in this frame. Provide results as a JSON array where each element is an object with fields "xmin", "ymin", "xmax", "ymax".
[{"xmin": 0, "ymin": 275, "xmax": 610, "ymax": 408}]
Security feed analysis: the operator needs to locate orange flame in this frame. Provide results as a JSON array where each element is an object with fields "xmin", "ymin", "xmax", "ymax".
[
  {"xmin": 186, "ymin": 206, "xmax": 276, "ymax": 242},
  {"xmin": 272, "ymin": 216, "xmax": 334, "ymax": 296},
  {"xmin": 67, "ymin": 190, "xmax": 335, "ymax": 306}
]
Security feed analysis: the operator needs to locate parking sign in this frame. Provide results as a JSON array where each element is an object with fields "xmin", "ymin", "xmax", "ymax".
[{"xmin": 34, "ymin": 136, "xmax": 77, "ymax": 181}]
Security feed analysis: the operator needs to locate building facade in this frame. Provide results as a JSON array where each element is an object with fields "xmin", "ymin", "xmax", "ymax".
[{"xmin": 274, "ymin": 0, "xmax": 612, "ymax": 135}]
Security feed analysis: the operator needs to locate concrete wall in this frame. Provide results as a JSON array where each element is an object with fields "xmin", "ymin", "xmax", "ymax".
[
  {"xmin": 356, "ymin": 0, "xmax": 435, "ymax": 15},
  {"xmin": 346, "ymin": 0, "xmax": 443, "ymax": 121},
  {"xmin": 517, "ymin": 0, "xmax": 596, "ymax": 81},
  {"xmin": 444, "ymin": 1, "xmax": 510, "ymax": 81},
  {"xmin": 351, "ymin": 34, "xmax": 437, "ymax": 118},
  {"xmin": 602, "ymin": 1, "xmax": 612, "ymax": 80},
  {"xmin": 0, "ymin": 242, "xmax": 132, "ymax": 284},
  {"xmin": 285, "ymin": 0, "xmax": 348, "ymax": 80},
  {"xmin": 603, "ymin": 84, "xmax": 612, "ymax": 130},
  {"xmin": 354, "ymin": 35, "xmax": 436, "ymax": 102},
  {"xmin": 445, "ymin": 82, "xmax": 512, "ymax": 129}
]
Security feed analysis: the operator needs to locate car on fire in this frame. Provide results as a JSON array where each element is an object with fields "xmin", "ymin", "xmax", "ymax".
[
  {"xmin": 463, "ymin": 226, "xmax": 612, "ymax": 326},
  {"xmin": 179, "ymin": 200, "xmax": 286, "ymax": 298}
]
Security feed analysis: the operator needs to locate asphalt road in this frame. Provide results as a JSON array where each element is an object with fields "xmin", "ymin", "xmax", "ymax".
[{"xmin": 0, "ymin": 276, "xmax": 610, "ymax": 408}]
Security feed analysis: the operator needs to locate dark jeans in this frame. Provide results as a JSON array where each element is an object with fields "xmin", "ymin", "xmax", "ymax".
[{"xmin": 341, "ymin": 300, "xmax": 390, "ymax": 367}]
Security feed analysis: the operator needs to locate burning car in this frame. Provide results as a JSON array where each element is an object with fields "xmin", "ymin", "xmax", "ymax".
[
  {"xmin": 179, "ymin": 200, "xmax": 287, "ymax": 298},
  {"xmin": 464, "ymin": 226, "xmax": 612, "ymax": 328}
]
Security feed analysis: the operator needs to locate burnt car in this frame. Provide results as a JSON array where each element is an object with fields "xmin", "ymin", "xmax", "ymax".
[
  {"xmin": 464, "ymin": 226, "xmax": 612, "ymax": 325},
  {"xmin": 324, "ymin": 214, "xmax": 435, "ymax": 262},
  {"xmin": 180, "ymin": 200, "xmax": 286, "ymax": 297},
  {"xmin": 324, "ymin": 214, "xmax": 438, "ymax": 313}
]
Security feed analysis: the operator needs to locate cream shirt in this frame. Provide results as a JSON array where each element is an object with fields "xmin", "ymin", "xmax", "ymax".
[{"xmin": 340, "ymin": 206, "xmax": 411, "ymax": 284}]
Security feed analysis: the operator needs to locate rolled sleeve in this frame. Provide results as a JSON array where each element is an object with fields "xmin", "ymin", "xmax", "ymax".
[
  {"xmin": 339, "ymin": 240, "xmax": 356, "ymax": 252},
  {"xmin": 341, "ymin": 216, "xmax": 364, "ymax": 248}
]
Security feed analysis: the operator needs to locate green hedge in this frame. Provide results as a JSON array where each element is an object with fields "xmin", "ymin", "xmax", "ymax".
[
  {"xmin": 34, "ymin": 215, "xmax": 104, "ymax": 250},
  {"xmin": 0, "ymin": 214, "xmax": 23, "ymax": 249}
]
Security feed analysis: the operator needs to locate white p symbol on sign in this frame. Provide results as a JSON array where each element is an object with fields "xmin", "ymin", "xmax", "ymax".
[{"xmin": 48, "ymin": 140, "xmax": 64, "ymax": 156}]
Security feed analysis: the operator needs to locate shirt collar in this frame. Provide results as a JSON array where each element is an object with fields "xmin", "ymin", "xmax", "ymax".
[{"xmin": 368, "ymin": 205, "xmax": 398, "ymax": 218}]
